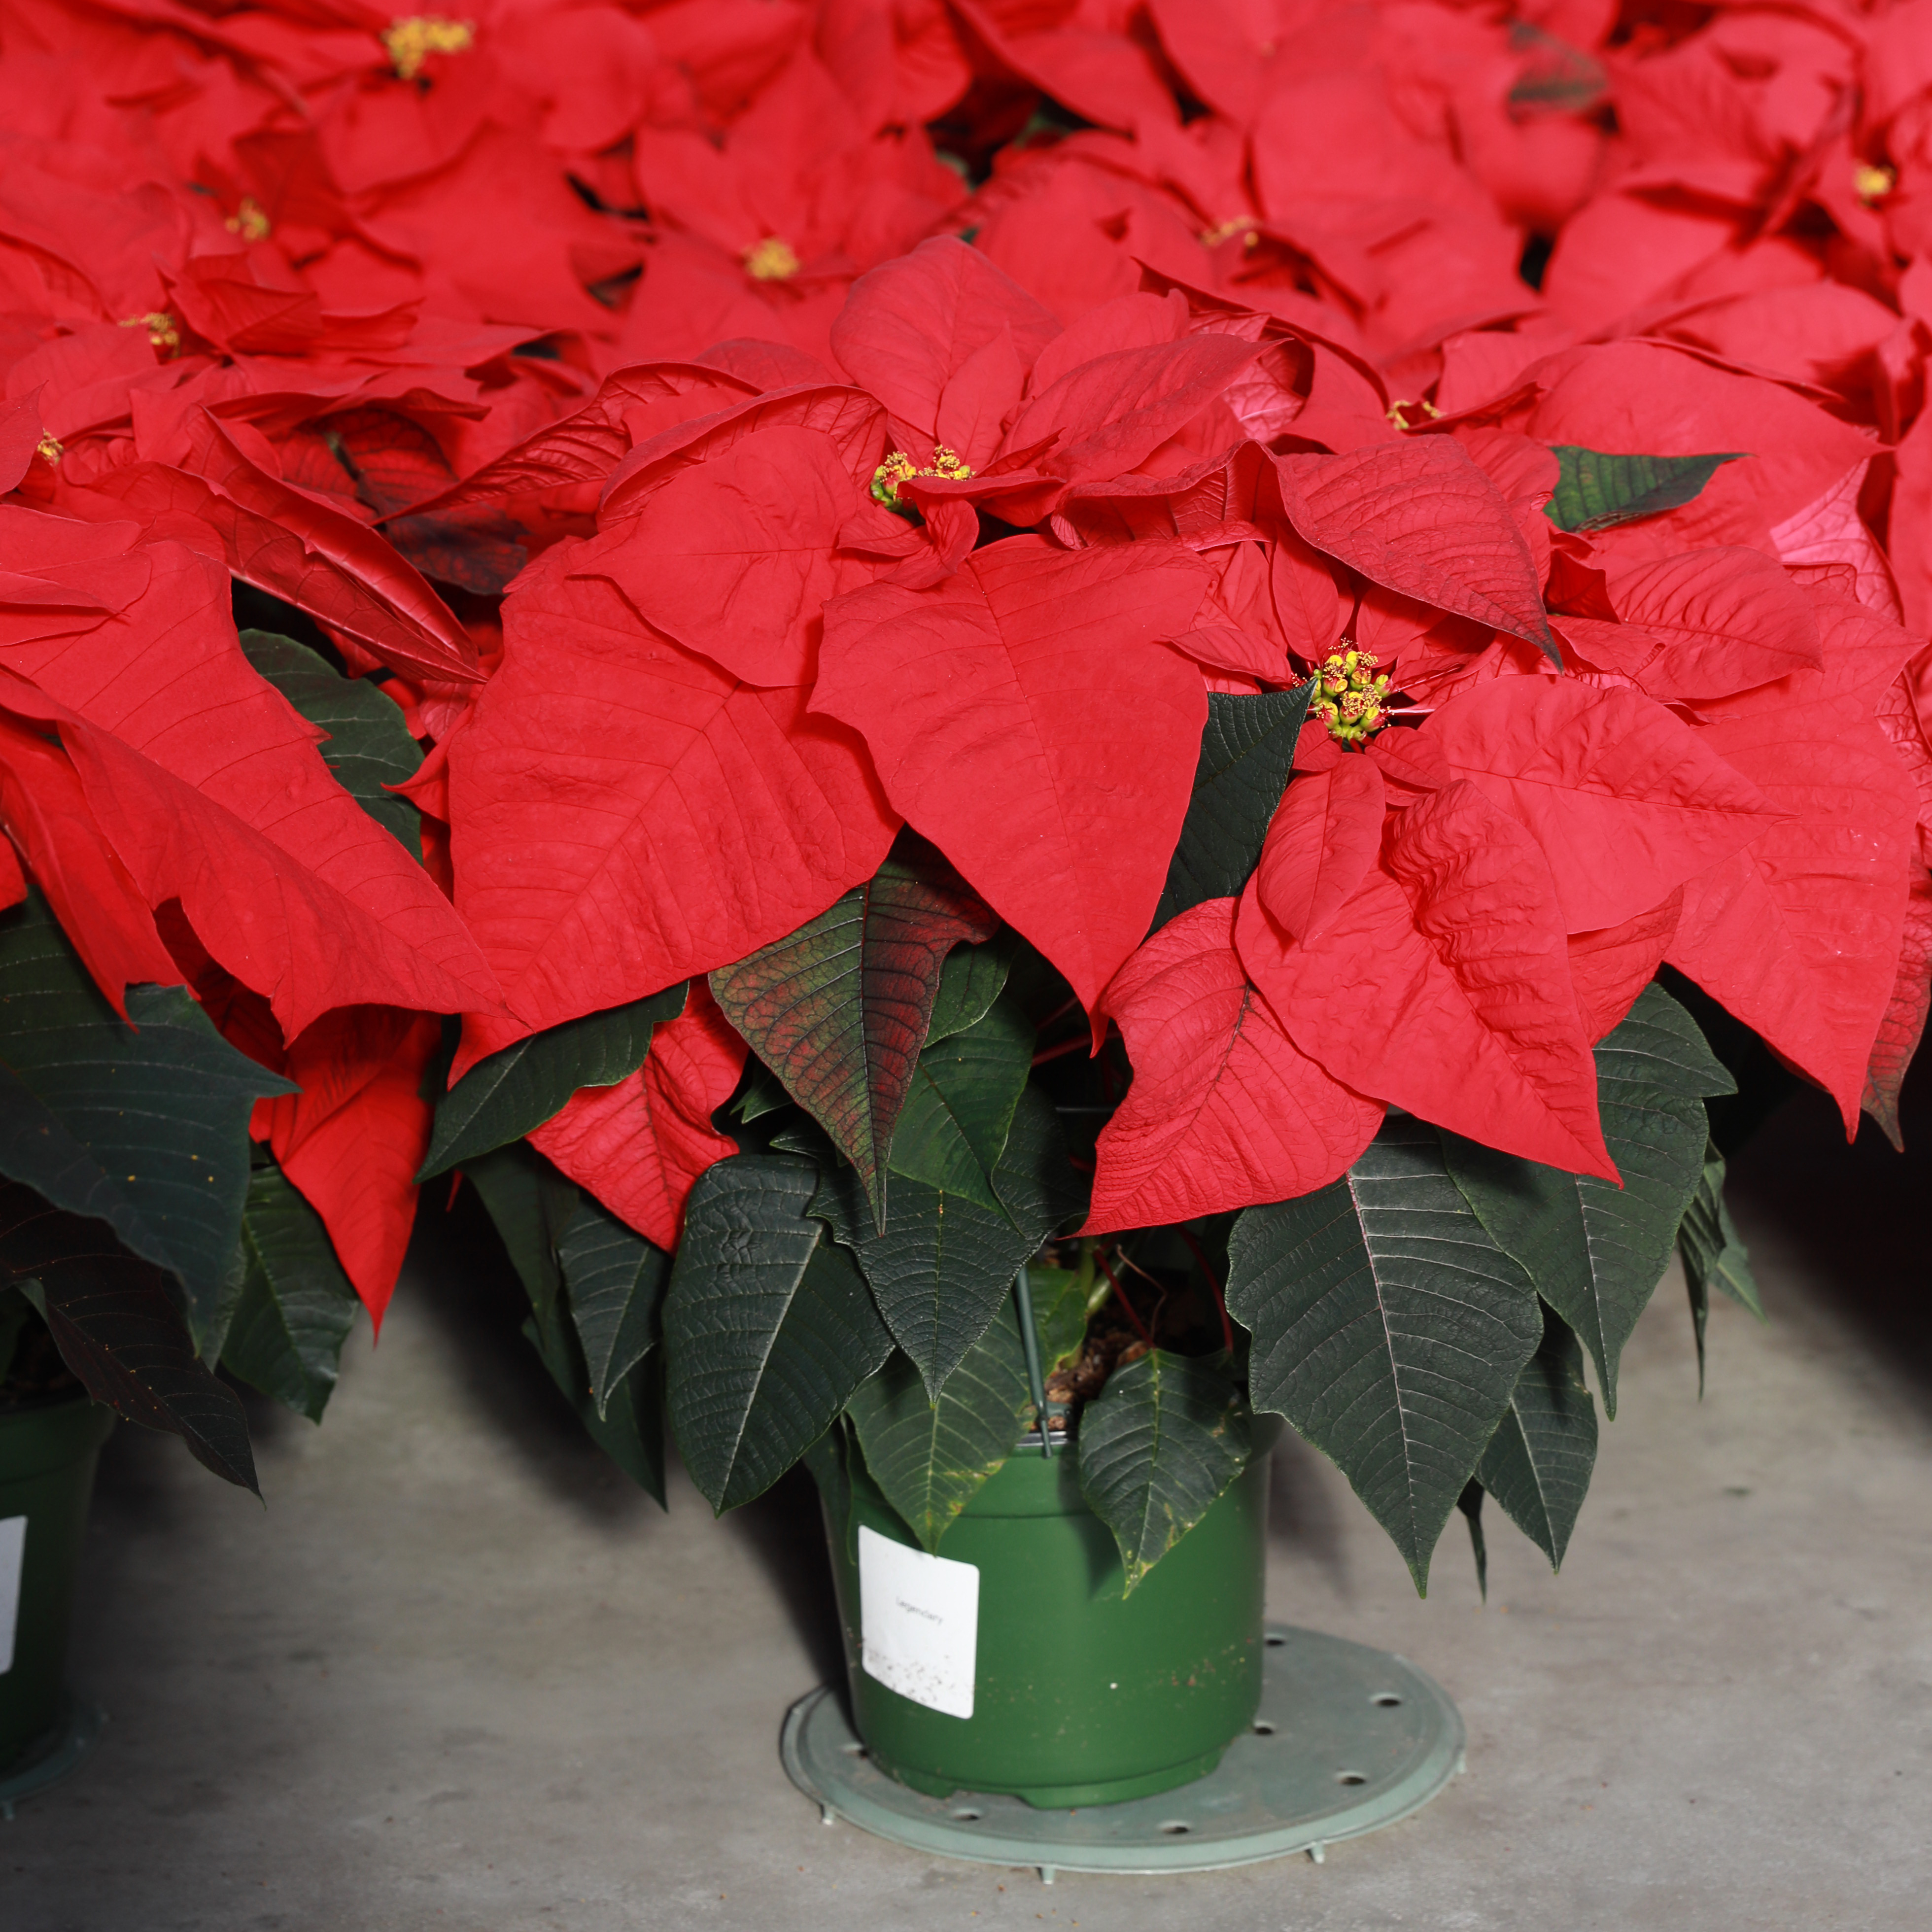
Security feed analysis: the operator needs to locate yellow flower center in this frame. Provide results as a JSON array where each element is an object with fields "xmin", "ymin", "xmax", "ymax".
[
  {"xmin": 1311, "ymin": 645, "xmax": 1391, "ymax": 744},
  {"xmin": 120, "ymin": 311, "xmax": 180, "ymax": 352},
  {"xmin": 1853, "ymin": 162, "xmax": 1896, "ymax": 207},
  {"xmin": 743, "ymin": 237, "xmax": 802, "ymax": 281},
  {"xmin": 1199, "ymin": 218, "xmax": 1259, "ymax": 250},
  {"xmin": 383, "ymin": 16, "xmax": 475, "ymax": 81},
  {"xmin": 35, "ymin": 433, "xmax": 62, "ymax": 465},
  {"xmin": 870, "ymin": 444, "xmax": 975, "ymax": 513},
  {"xmin": 224, "ymin": 196, "xmax": 271, "ymax": 242},
  {"xmin": 1386, "ymin": 397, "xmax": 1444, "ymax": 427}
]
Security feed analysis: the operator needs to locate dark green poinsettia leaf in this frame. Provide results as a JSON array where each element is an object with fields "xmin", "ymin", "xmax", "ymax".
[
  {"xmin": 926, "ymin": 932, "xmax": 1016, "ymax": 1046},
  {"xmin": 1475, "ymin": 1303, "xmax": 1598, "ymax": 1571},
  {"xmin": 1506, "ymin": 22, "xmax": 1609, "ymax": 115},
  {"xmin": 0, "ymin": 892, "xmax": 295, "ymax": 1310},
  {"xmin": 810, "ymin": 1163, "xmax": 1032, "ymax": 1398},
  {"xmin": 1544, "ymin": 447, "xmax": 1747, "ymax": 533},
  {"xmin": 847, "ymin": 1312, "xmax": 1036, "ymax": 1553},
  {"xmin": 800, "ymin": 1419, "xmax": 857, "ymax": 1560},
  {"xmin": 1026, "ymin": 1261, "xmax": 1090, "ymax": 1375},
  {"xmin": 460, "ymin": 1142, "xmax": 582, "ymax": 1319},
  {"xmin": 1677, "ymin": 1136, "xmax": 1762, "ymax": 1393},
  {"xmin": 1076, "ymin": 1350, "xmax": 1252, "ymax": 1591},
  {"xmin": 558, "ymin": 1197, "xmax": 668, "ymax": 1417},
  {"xmin": 238, "ymin": 629, "xmax": 424, "ymax": 852},
  {"xmin": 708, "ymin": 840, "xmax": 997, "ymax": 1226},
  {"xmin": 3, "ymin": 1182, "xmax": 257, "ymax": 1492},
  {"xmin": 418, "ymin": 983, "xmax": 688, "ymax": 1180},
  {"xmin": 1226, "ymin": 1115, "xmax": 1542, "ymax": 1592},
  {"xmin": 1151, "ymin": 686, "xmax": 1313, "ymax": 931},
  {"xmin": 730, "ymin": 1058, "xmax": 796, "ymax": 1125},
  {"xmin": 1443, "ymin": 985, "xmax": 1732, "ymax": 1417},
  {"xmin": 887, "ymin": 997, "xmax": 1034, "ymax": 1213},
  {"xmin": 220, "ymin": 1161, "xmax": 362, "ymax": 1424},
  {"xmin": 462, "ymin": 1144, "xmax": 667, "ymax": 1498},
  {"xmin": 664, "ymin": 1157, "xmax": 892, "ymax": 1513},
  {"xmin": 990, "ymin": 1083, "xmax": 1091, "ymax": 1239},
  {"xmin": 1456, "ymin": 1480, "xmax": 1488, "ymax": 1601}
]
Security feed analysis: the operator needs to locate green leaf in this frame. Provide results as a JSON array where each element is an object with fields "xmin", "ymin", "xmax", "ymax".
[
  {"xmin": 847, "ymin": 1313, "xmax": 1035, "ymax": 1552},
  {"xmin": 708, "ymin": 840, "xmax": 995, "ymax": 1224},
  {"xmin": 1677, "ymin": 1138, "xmax": 1761, "ymax": 1394},
  {"xmin": 731, "ymin": 1058, "xmax": 796, "ymax": 1125},
  {"xmin": 1152, "ymin": 686, "xmax": 1313, "ymax": 931},
  {"xmin": 0, "ymin": 892, "xmax": 295, "ymax": 1308},
  {"xmin": 810, "ymin": 1164, "xmax": 1033, "ymax": 1397},
  {"xmin": 524, "ymin": 1301, "xmax": 669, "ymax": 1502},
  {"xmin": 663, "ymin": 1157, "xmax": 892, "ymax": 1512},
  {"xmin": 926, "ymin": 931, "xmax": 1016, "ymax": 1046},
  {"xmin": 1506, "ymin": 23, "xmax": 1609, "ymax": 115},
  {"xmin": 238, "ymin": 629, "xmax": 423, "ymax": 852},
  {"xmin": 558, "ymin": 1197, "xmax": 668, "ymax": 1417},
  {"xmin": 1475, "ymin": 1303, "xmax": 1598, "ymax": 1571},
  {"xmin": 418, "ymin": 984, "xmax": 688, "ymax": 1180},
  {"xmin": 1456, "ymin": 1480, "xmax": 1487, "ymax": 1600},
  {"xmin": 3, "ymin": 1183, "xmax": 258, "ymax": 1492},
  {"xmin": 1075, "ymin": 1350, "xmax": 1252, "ymax": 1591},
  {"xmin": 460, "ymin": 1141, "xmax": 584, "ymax": 1317},
  {"xmin": 886, "ymin": 997, "xmax": 1034, "ymax": 1212},
  {"xmin": 1442, "ymin": 985, "xmax": 1730, "ymax": 1417},
  {"xmin": 1226, "ymin": 1116, "xmax": 1542, "ymax": 1592},
  {"xmin": 1544, "ymin": 447, "xmax": 1748, "ymax": 533},
  {"xmin": 800, "ymin": 1419, "xmax": 857, "ymax": 1560},
  {"xmin": 1677, "ymin": 1138, "xmax": 1761, "ymax": 1316},
  {"xmin": 990, "ymin": 1082, "xmax": 1090, "ymax": 1240},
  {"xmin": 1026, "ymin": 1261, "xmax": 1090, "ymax": 1375},
  {"xmin": 219, "ymin": 1161, "xmax": 362, "ymax": 1424}
]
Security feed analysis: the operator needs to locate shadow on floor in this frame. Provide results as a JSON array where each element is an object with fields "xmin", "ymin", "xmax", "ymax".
[{"xmin": 1726, "ymin": 1051, "xmax": 1932, "ymax": 1409}]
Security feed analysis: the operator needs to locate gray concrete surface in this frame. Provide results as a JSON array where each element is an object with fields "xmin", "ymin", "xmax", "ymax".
[{"xmin": 7, "ymin": 1080, "xmax": 1931, "ymax": 1932}]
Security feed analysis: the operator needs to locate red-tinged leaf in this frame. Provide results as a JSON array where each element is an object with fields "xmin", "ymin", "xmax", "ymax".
[
  {"xmin": 1058, "ymin": 442, "xmax": 1272, "ymax": 547},
  {"xmin": 1000, "ymin": 336, "xmax": 1264, "ymax": 499},
  {"xmin": 709, "ymin": 838, "xmax": 996, "ymax": 1221},
  {"xmin": 0, "ymin": 389, "xmax": 44, "ymax": 496},
  {"xmin": 1875, "ymin": 645, "xmax": 1932, "ymax": 833},
  {"xmin": 1273, "ymin": 440, "xmax": 1555, "ymax": 657},
  {"xmin": 934, "ymin": 325, "xmax": 1028, "ymax": 469},
  {"xmin": 1562, "ymin": 548, "xmax": 1823, "ymax": 702},
  {"xmin": 448, "ymin": 560, "xmax": 898, "ymax": 1047},
  {"xmin": 1238, "ymin": 782, "xmax": 1616, "ymax": 1180},
  {"xmin": 1567, "ymin": 889, "xmax": 1683, "ymax": 1043},
  {"xmin": 527, "ymin": 985, "xmax": 748, "ymax": 1250},
  {"xmin": 1424, "ymin": 679, "xmax": 1781, "ymax": 932},
  {"xmin": 1255, "ymin": 756, "xmax": 1386, "ymax": 945},
  {"xmin": 813, "ymin": 536, "xmax": 1210, "ymax": 1014},
  {"xmin": 1270, "ymin": 528, "xmax": 1345, "ymax": 662},
  {"xmin": 1861, "ymin": 845, "xmax": 1931, "ymax": 1150},
  {"xmin": 1769, "ymin": 461, "xmax": 1901, "ymax": 622},
  {"xmin": 0, "ymin": 668, "xmax": 499, "ymax": 1038},
  {"xmin": 1682, "ymin": 589, "xmax": 1924, "ymax": 728},
  {"xmin": 0, "ymin": 713, "xmax": 181, "ymax": 1012},
  {"xmin": 1667, "ymin": 708, "xmax": 1920, "ymax": 1136},
  {"xmin": 262, "ymin": 1010, "xmax": 440, "ymax": 1326},
  {"xmin": 90, "ymin": 423, "xmax": 482, "ymax": 688},
  {"xmin": 582, "ymin": 426, "xmax": 892, "ymax": 687},
  {"xmin": 404, "ymin": 363, "xmax": 759, "ymax": 518},
  {"xmin": 1085, "ymin": 897, "xmax": 1383, "ymax": 1232},
  {"xmin": 1169, "ymin": 624, "xmax": 1289, "ymax": 684},
  {"xmin": 831, "ymin": 237, "xmax": 1062, "ymax": 448},
  {"xmin": 599, "ymin": 384, "xmax": 888, "ymax": 522}
]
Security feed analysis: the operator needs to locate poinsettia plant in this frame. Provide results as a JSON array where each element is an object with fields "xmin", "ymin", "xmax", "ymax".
[{"xmin": 0, "ymin": 0, "xmax": 1929, "ymax": 1603}]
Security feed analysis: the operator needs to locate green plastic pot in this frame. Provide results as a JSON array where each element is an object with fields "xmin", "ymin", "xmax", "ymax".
[
  {"xmin": 0, "ymin": 1397, "xmax": 113, "ymax": 1772},
  {"xmin": 820, "ymin": 1419, "xmax": 1277, "ymax": 1809}
]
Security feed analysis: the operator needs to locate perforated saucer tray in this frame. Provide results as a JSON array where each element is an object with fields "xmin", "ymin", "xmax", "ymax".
[{"xmin": 783, "ymin": 1622, "xmax": 1464, "ymax": 1878}]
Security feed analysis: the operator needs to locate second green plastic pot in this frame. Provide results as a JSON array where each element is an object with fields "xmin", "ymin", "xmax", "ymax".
[
  {"xmin": 820, "ymin": 1419, "xmax": 1276, "ymax": 1809},
  {"xmin": 0, "ymin": 1396, "xmax": 114, "ymax": 1773}
]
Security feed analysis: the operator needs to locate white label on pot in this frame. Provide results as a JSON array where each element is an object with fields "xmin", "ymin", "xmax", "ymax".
[
  {"xmin": 858, "ymin": 1525, "xmax": 979, "ymax": 1720},
  {"xmin": 0, "ymin": 1516, "xmax": 25, "ymax": 1676}
]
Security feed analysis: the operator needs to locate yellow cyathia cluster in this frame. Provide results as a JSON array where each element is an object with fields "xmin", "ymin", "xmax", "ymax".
[
  {"xmin": 120, "ymin": 311, "xmax": 180, "ymax": 352},
  {"xmin": 36, "ymin": 433, "xmax": 62, "ymax": 465},
  {"xmin": 383, "ymin": 16, "xmax": 475, "ymax": 81},
  {"xmin": 1854, "ymin": 162, "xmax": 1896, "ymax": 206},
  {"xmin": 742, "ymin": 236, "xmax": 802, "ymax": 281},
  {"xmin": 1312, "ymin": 645, "xmax": 1392, "ymax": 744},
  {"xmin": 869, "ymin": 444, "xmax": 975, "ymax": 511},
  {"xmin": 225, "ymin": 196, "xmax": 271, "ymax": 241}
]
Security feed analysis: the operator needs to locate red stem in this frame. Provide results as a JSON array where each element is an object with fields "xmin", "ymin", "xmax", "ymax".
[
  {"xmin": 1095, "ymin": 1248, "xmax": 1153, "ymax": 1346},
  {"xmin": 445, "ymin": 1172, "xmax": 464, "ymax": 1212},
  {"xmin": 1035, "ymin": 994, "xmax": 1082, "ymax": 1033},
  {"xmin": 1179, "ymin": 1228, "xmax": 1236, "ymax": 1354},
  {"xmin": 1031, "ymin": 1034, "xmax": 1089, "ymax": 1067}
]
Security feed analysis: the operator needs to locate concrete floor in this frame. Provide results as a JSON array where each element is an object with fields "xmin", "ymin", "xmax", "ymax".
[{"xmin": 8, "ymin": 1078, "xmax": 1931, "ymax": 1932}]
